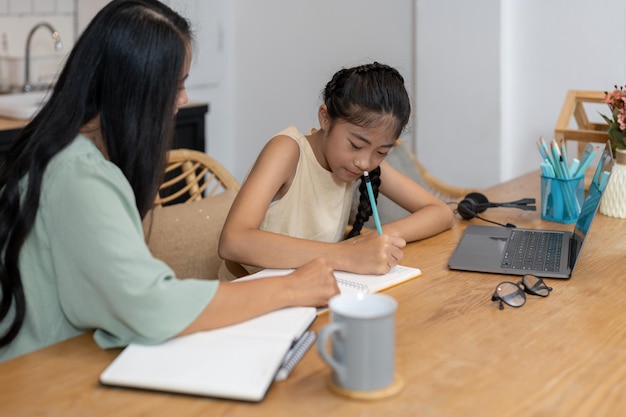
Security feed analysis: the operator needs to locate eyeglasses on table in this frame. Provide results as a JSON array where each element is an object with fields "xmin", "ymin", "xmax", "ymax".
[{"xmin": 491, "ymin": 274, "xmax": 553, "ymax": 310}]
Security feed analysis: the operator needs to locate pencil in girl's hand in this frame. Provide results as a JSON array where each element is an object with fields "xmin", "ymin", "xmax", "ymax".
[{"xmin": 363, "ymin": 171, "xmax": 383, "ymax": 235}]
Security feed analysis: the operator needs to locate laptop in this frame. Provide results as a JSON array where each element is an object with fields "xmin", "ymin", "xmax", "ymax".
[{"xmin": 448, "ymin": 146, "xmax": 613, "ymax": 279}]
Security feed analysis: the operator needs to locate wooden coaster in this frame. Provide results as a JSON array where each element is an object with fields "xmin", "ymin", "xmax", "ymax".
[{"xmin": 326, "ymin": 374, "xmax": 404, "ymax": 400}]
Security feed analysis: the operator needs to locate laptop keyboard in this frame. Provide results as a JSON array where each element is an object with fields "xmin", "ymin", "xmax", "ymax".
[{"xmin": 501, "ymin": 230, "xmax": 563, "ymax": 272}]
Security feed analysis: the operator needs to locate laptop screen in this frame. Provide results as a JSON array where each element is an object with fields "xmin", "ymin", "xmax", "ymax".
[{"xmin": 569, "ymin": 145, "xmax": 614, "ymax": 269}]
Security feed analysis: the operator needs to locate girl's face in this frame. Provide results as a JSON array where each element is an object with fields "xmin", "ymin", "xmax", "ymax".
[{"xmin": 319, "ymin": 111, "xmax": 398, "ymax": 183}]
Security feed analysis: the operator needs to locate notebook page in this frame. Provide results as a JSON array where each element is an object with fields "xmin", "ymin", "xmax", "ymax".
[
  {"xmin": 216, "ymin": 306, "xmax": 316, "ymax": 340},
  {"xmin": 240, "ymin": 265, "xmax": 422, "ymax": 294},
  {"xmin": 100, "ymin": 331, "xmax": 292, "ymax": 402},
  {"xmin": 333, "ymin": 265, "xmax": 422, "ymax": 293},
  {"xmin": 100, "ymin": 301, "xmax": 317, "ymax": 401}
]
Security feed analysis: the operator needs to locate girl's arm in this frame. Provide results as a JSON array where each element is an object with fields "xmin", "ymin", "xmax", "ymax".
[
  {"xmin": 218, "ymin": 135, "xmax": 405, "ymax": 275},
  {"xmin": 377, "ymin": 160, "xmax": 456, "ymax": 241}
]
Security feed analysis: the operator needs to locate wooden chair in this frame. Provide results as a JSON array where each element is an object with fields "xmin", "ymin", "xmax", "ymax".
[
  {"xmin": 350, "ymin": 142, "xmax": 477, "ymax": 227},
  {"xmin": 404, "ymin": 146, "xmax": 477, "ymax": 201},
  {"xmin": 154, "ymin": 148, "xmax": 240, "ymax": 207},
  {"xmin": 391, "ymin": 142, "xmax": 477, "ymax": 201}
]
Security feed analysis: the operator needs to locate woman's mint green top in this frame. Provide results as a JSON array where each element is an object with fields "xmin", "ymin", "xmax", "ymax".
[{"xmin": 0, "ymin": 135, "xmax": 219, "ymax": 362}]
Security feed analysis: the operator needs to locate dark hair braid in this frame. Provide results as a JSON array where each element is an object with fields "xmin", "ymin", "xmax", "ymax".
[{"xmin": 346, "ymin": 166, "xmax": 381, "ymax": 238}]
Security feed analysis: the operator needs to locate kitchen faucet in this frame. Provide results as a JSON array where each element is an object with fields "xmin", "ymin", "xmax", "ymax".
[{"xmin": 23, "ymin": 22, "xmax": 63, "ymax": 92}]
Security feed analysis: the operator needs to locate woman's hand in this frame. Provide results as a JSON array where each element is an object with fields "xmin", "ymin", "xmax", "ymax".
[{"xmin": 285, "ymin": 258, "xmax": 340, "ymax": 307}]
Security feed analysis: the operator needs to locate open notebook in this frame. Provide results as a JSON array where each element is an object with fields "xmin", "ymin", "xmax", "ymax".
[
  {"xmin": 242, "ymin": 264, "xmax": 422, "ymax": 297},
  {"xmin": 100, "ymin": 265, "xmax": 421, "ymax": 402},
  {"xmin": 100, "ymin": 306, "xmax": 316, "ymax": 402}
]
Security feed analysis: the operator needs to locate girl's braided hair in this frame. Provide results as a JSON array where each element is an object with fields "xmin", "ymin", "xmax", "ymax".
[{"xmin": 346, "ymin": 166, "xmax": 382, "ymax": 239}]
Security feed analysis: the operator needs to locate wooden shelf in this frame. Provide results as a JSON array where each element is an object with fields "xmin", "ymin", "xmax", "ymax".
[{"xmin": 554, "ymin": 90, "xmax": 609, "ymax": 154}]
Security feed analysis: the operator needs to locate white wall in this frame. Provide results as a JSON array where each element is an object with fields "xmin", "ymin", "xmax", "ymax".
[
  {"xmin": 76, "ymin": 0, "xmax": 109, "ymax": 34},
  {"xmin": 501, "ymin": 0, "xmax": 626, "ymax": 186},
  {"xmin": 190, "ymin": 0, "xmax": 414, "ymax": 181},
  {"xmin": 416, "ymin": 0, "xmax": 501, "ymax": 189},
  {"xmin": 72, "ymin": 0, "xmax": 626, "ymax": 189},
  {"xmin": 417, "ymin": 0, "xmax": 626, "ymax": 189}
]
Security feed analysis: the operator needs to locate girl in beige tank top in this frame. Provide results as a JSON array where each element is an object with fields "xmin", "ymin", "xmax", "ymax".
[{"xmin": 218, "ymin": 63, "xmax": 454, "ymax": 280}]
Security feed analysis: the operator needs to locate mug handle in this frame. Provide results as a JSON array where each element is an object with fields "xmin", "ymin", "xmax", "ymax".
[{"xmin": 316, "ymin": 322, "xmax": 346, "ymax": 385}]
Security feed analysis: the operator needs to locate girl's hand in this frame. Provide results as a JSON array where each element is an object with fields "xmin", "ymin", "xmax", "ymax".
[
  {"xmin": 340, "ymin": 231, "xmax": 406, "ymax": 274},
  {"xmin": 286, "ymin": 258, "xmax": 340, "ymax": 307}
]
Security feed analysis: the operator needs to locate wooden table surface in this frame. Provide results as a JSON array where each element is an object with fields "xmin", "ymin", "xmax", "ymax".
[{"xmin": 1, "ymin": 171, "xmax": 625, "ymax": 417}]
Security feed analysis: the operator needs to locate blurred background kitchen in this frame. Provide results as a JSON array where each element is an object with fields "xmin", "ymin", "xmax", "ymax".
[{"xmin": 1, "ymin": 0, "xmax": 624, "ymax": 189}]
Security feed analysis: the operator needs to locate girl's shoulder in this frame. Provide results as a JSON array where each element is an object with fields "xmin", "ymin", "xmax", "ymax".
[
  {"xmin": 264, "ymin": 133, "xmax": 300, "ymax": 157},
  {"xmin": 275, "ymin": 125, "xmax": 305, "ymax": 140},
  {"xmin": 250, "ymin": 130, "xmax": 301, "ymax": 180},
  {"xmin": 268, "ymin": 125, "xmax": 308, "ymax": 147},
  {"xmin": 262, "ymin": 126, "xmax": 307, "ymax": 158}
]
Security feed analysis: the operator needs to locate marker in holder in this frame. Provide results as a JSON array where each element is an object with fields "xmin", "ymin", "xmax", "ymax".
[{"xmin": 540, "ymin": 175, "xmax": 584, "ymax": 224}]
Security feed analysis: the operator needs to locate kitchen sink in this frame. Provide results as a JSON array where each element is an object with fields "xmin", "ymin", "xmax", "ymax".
[{"xmin": 0, "ymin": 90, "xmax": 51, "ymax": 120}]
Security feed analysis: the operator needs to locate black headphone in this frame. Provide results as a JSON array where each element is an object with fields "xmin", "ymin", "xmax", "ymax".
[{"xmin": 456, "ymin": 192, "xmax": 536, "ymax": 228}]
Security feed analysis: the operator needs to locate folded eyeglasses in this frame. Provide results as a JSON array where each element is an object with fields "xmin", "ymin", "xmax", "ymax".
[{"xmin": 491, "ymin": 275, "xmax": 553, "ymax": 310}]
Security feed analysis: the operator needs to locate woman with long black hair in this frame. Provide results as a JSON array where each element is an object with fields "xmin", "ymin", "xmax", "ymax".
[{"xmin": 0, "ymin": 0, "xmax": 337, "ymax": 362}]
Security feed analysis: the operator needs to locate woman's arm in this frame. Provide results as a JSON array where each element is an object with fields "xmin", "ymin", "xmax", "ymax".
[
  {"xmin": 218, "ymin": 136, "xmax": 405, "ymax": 275},
  {"xmin": 377, "ymin": 160, "xmax": 456, "ymax": 241},
  {"xmin": 178, "ymin": 258, "xmax": 338, "ymax": 336}
]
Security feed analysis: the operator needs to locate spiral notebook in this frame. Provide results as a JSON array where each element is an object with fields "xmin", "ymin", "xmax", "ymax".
[{"xmin": 242, "ymin": 264, "xmax": 422, "ymax": 297}]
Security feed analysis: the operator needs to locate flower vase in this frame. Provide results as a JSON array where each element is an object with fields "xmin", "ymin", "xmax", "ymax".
[{"xmin": 599, "ymin": 148, "xmax": 626, "ymax": 219}]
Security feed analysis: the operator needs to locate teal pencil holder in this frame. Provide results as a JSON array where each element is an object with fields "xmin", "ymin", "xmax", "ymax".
[{"xmin": 540, "ymin": 175, "xmax": 584, "ymax": 224}]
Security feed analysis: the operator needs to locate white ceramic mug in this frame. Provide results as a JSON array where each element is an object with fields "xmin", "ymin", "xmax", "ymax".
[{"xmin": 316, "ymin": 293, "xmax": 398, "ymax": 392}]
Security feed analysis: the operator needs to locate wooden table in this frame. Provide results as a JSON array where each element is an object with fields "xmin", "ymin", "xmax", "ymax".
[{"xmin": 1, "ymin": 171, "xmax": 625, "ymax": 417}]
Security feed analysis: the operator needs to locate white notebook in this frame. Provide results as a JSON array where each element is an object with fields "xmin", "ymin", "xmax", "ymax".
[
  {"xmin": 99, "ymin": 306, "xmax": 316, "ymax": 402},
  {"xmin": 242, "ymin": 264, "xmax": 422, "ymax": 295}
]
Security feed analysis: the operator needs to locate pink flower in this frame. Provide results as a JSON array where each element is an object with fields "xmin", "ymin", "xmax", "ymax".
[
  {"xmin": 618, "ymin": 109, "xmax": 626, "ymax": 131},
  {"xmin": 602, "ymin": 85, "xmax": 626, "ymax": 150},
  {"xmin": 605, "ymin": 87, "xmax": 626, "ymax": 110}
]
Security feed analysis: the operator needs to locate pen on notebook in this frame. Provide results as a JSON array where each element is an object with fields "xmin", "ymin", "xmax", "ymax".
[
  {"xmin": 274, "ymin": 331, "xmax": 316, "ymax": 381},
  {"xmin": 363, "ymin": 171, "xmax": 383, "ymax": 235}
]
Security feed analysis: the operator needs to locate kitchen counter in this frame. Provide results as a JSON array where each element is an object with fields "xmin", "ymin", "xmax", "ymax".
[
  {"xmin": 0, "ymin": 101, "xmax": 209, "ymax": 154},
  {"xmin": 0, "ymin": 117, "xmax": 28, "ymax": 153},
  {"xmin": 0, "ymin": 117, "xmax": 28, "ymax": 131}
]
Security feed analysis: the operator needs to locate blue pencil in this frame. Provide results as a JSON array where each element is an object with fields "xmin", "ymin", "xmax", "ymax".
[
  {"xmin": 574, "ymin": 147, "xmax": 597, "ymax": 178},
  {"xmin": 363, "ymin": 171, "xmax": 383, "ymax": 235}
]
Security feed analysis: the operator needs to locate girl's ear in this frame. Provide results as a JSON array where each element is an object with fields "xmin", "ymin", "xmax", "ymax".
[{"xmin": 318, "ymin": 105, "xmax": 330, "ymax": 129}]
